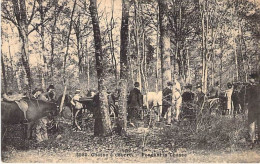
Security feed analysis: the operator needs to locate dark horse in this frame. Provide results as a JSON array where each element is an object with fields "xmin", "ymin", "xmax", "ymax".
[{"xmin": 1, "ymin": 98, "xmax": 58, "ymax": 139}]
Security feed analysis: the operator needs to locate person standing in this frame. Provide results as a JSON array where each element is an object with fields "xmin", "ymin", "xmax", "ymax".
[
  {"xmin": 172, "ymin": 76, "xmax": 182, "ymax": 122},
  {"xmin": 71, "ymin": 89, "xmax": 83, "ymax": 129},
  {"xmin": 128, "ymin": 82, "xmax": 143, "ymax": 126},
  {"xmin": 71, "ymin": 89, "xmax": 83, "ymax": 110},
  {"xmin": 231, "ymin": 83, "xmax": 241, "ymax": 116},
  {"xmin": 161, "ymin": 82, "xmax": 173, "ymax": 119},
  {"xmin": 246, "ymin": 73, "xmax": 260, "ymax": 148},
  {"xmin": 195, "ymin": 84, "xmax": 206, "ymax": 110},
  {"xmin": 225, "ymin": 82, "xmax": 233, "ymax": 115}
]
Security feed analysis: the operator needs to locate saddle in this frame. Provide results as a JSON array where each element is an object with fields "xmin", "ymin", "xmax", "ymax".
[{"xmin": 2, "ymin": 93, "xmax": 29, "ymax": 114}]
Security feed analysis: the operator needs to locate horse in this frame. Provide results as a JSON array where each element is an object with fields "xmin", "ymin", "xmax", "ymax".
[
  {"xmin": 1, "ymin": 98, "xmax": 58, "ymax": 140},
  {"xmin": 143, "ymin": 91, "xmax": 162, "ymax": 113}
]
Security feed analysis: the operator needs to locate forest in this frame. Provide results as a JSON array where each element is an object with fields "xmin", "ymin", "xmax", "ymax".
[{"xmin": 1, "ymin": 0, "xmax": 260, "ymax": 162}]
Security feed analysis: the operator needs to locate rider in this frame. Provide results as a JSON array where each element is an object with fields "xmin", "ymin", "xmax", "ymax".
[
  {"xmin": 39, "ymin": 84, "xmax": 56, "ymax": 102},
  {"xmin": 32, "ymin": 88, "xmax": 43, "ymax": 99},
  {"xmin": 128, "ymin": 82, "xmax": 143, "ymax": 126}
]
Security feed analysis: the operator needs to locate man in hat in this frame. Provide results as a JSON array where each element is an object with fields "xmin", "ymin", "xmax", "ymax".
[
  {"xmin": 195, "ymin": 84, "xmax": 206, "ymax": 109},
  {"xmin": 246, "ymin": 73, "xmax": 260, "ymax": 148},
  {"xmin": 39, "ymin": 84, "xmax": 56, "ymax": 102},
  {"xmin": 128, "ymin": 82, "xmax": 143, "ymax": 126},
  {"xmin": 182, "ymin": 84, "xmax": 195, "ymax": 103},
  {"xmin": 182, "ymin": 84, "xmax": 195, "ymax": 119},
  {"xmin": 161, "ymin": 81, "xmax": 173, "ymax": 119}
]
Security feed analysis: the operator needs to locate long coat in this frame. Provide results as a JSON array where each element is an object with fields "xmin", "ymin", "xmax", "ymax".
[
  {"xmin": 246, "ymin": 84, "xmax": 260, "ymax": 125},
  {"xmin": 128, "ymin": 88, "xmax": 143, "ymax": 108}
]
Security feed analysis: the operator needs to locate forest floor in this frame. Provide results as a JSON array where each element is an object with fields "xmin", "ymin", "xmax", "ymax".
[{"xmin": 2, "ymin": 116, "xmax": 260, "ymax": 163}]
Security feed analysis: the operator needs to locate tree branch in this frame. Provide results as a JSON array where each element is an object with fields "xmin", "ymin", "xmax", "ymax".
[
  {"xmin": 27, "ymin": 0, "xmax": 37, "ymax": 25},
  {"xmin": 28, "ymin": 17, "xmax": 53, "ymax": 35}
]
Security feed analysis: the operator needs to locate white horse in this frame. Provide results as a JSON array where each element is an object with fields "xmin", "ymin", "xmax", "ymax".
[
  {"xmin": 143, "ymin": 91, "xmax": 162, "ymax": 120},
  {"xmin": 142, "ymin": 78, "xmax": 182, "ymax": 122}
]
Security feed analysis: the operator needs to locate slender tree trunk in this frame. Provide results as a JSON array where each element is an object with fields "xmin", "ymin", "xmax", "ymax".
[
  {"xmin": 118, "ymin": 0, "xmax": 130, "ymax": 132},
  {"xmin": 156, "ymin": 3, "xmax": 160, "ymax": 93},
  {"xmin": 159, "ymin": 0, "xmax": 171, "ymax": 89},
  {"xmin": 50, "ymin": 0, "xmax": 59, "ymax": 77},
  {"xmin": 7, "ymin": 35, "xmax": 15, "ymax": 85},
  {"xmin": 1, "ymin": 54, "xmax": 8, "ymax": 93},
  {"xmin": 63, "ymin": 0, "xmax": 77, "ymax": 81},
  {"xmin": 16, "ymin": 67, "xmax": 22, "ymax": 91},
  {"xmin": 89, "ymin": 0, "xmax": 111, "ymax": 136},
  {"xmin": 86, "ymin": 40, "xmax": 90, "ymax": 90},
  {"xmin": 134, "ymin": 0, "xmax": 142, "ymax": 90}
]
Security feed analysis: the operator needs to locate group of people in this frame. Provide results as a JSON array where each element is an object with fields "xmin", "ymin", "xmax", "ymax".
[{"xmin": 126, "ymin": 73, "xmax": 259, "ymax": 147}]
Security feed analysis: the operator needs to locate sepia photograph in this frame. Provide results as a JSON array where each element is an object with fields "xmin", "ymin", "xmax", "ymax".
[{"xmin": 1, "ymin": 0, "xmax": 260, "ymax": 162}]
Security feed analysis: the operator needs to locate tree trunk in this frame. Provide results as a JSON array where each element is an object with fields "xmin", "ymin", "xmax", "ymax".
[
  {"xmin": 134, "ymin": 0, "xmax": 142, "ymax": 90},
  {"xmin": 7, "ymin": 34, "xmax": 15, "ymax": 85},
  {"xmin": 86, "ymin": 40, "xmax": 90, "ymax": 90},
  {"xmin": 11, "ymin": 0, "xmax": 33, "ymax": 93},
  {"xmin": 63, "ymin": 0, "xmax": 77, "ymax": 81},
  {"xmin": 16, "ymin": 67, "xmax": 22, "ymax": 91},
  {"xmin": 89, "ymin": 0, "xmax": 111, "ymax": 136},
  {"xmin": 20, "ymin": 33, "xmax": 32, "ymax": 93},
  {"xmin": 118, "ymin": 0, "xmax": 130, "ymax": 132},
  {"xmin": 39, "ymin": 0, "xmax": 46, "ymax": 90},
  {"xmin": 156, "ymin": 3, "xmax": 160, "ymax": 93},
  {"xmin": 50, "ymin": 0, "xmax": 59, "ymax": 77},
  {"xmin": 159, "ymin": 0, "xmax": 171, "ymax": 89},
  {"xmin": 1, "ymin": 54, "xmax": 8, "ymax": 93}
]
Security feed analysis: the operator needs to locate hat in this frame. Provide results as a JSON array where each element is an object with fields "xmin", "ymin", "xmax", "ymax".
[
  {"xmin": 196, "ymin": 84, "xmax": 202, "ymax": 88},
  {"xmin": 167, "ymin": 81, "xmax": 173, "ymax": 86},
  {"xmin": 48, "ymin": 84, "xmax": 55, "ymax": 89},
  {"xmin": 185, "ymin": 84, "xmax": 192, "ymax": 89},
  {"xmin": 227, "ymin": 82, "xmax": 232, "ymax": 88},
  {"xmin": 75, "ymin": 89, "xmax": 81, "ymax": 93},
  {"xmin": 134, "ymin": 82, "xmax": 140, "ymax": 87},
  {"xmin": 249, "ymin": 73, "xmax": 258, "ymax": 79}
]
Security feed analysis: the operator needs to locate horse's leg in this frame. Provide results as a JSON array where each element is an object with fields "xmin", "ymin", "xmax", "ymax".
[{"xmin": 26, "ymin": 122, "xmax": 34, "ymax": 139}]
